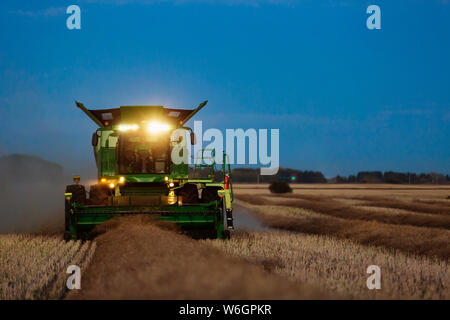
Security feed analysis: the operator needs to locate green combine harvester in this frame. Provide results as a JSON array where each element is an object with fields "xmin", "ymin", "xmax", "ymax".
[{"xmin": 64, "ymin": 101, "xmax": 234, "ymax": 240}]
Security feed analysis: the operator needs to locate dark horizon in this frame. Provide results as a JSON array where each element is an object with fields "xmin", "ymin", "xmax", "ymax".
[{"xmin": 1, "ymin": 153, "xmax": 448, "ymax": 183}]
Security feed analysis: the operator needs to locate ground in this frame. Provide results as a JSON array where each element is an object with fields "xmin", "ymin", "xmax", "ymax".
[{"xmin": 0, "ymin": 184, "xmax": 449, "ymax": 299}]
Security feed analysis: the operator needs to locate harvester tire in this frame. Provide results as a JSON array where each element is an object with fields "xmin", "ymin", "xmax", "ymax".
[
  {"xmin": 222, "ymin": 230, "xmax": 231, "ymax": 240},
  {"xmin": 201, "ymin": 186, "xmax": 222, "ymax": 203},
  {"xmin": 64, "ymin": 198, "xmax": 73, "ymax": 241},
  {"xmin": 65, "ymin": 184, "xmax": 87, "ymax": 205},
  {"xmin": 178, "ymin": 183, "xmax": 199, "ymax": 204},
  {"xmin": 89, "ymin": 184, "xmax": 109, "ymax": 205},
  {"xmin": 63, "ymin": 231, "xmax": 72, "ymax": 241},
  {"xmin": 64, "ymin": 207, "xmax": 72, "ymax": 241}
]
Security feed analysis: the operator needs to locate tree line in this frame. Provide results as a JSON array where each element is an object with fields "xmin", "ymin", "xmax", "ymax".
[{"xmin": 230, "ymin": 168, "xmax": 450, "ymax": 184}]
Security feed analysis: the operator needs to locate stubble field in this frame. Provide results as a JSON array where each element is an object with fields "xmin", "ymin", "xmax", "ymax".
[
  {"xmin": 0, "ymin": 184, "xmax": 449, "ymax": 299},
  {"xmin": 210, "ymin": 184, "xmax": 449, "ymax": 299},
  {"xmin": 0, "ymin": 234, "xmax": 95, "ymax": 299}
]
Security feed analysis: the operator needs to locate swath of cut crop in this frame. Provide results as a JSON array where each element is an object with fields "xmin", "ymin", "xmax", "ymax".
[
  {"xmin": 67, "ymin": 216, "xmax": 327, "ymax": 300},
  {"xmin": 259, "ymin": 192, "xmax": 450, "ymax": 215},
  {"xmin": 413, "ymin": 199, "xmax": 450, "ymax": 208},
  {"xmin": 357, "ymin": 199, "xmax": 450, "ymax": 216},
  {"xmin": 235, "ymin": 199, "xmax": 450, "ymax": 260},
  {"xmin": 271, "ymin": 193, "xmax": 450, "ymax": 216},
  {"xmin": 235, "ymin": 195, "xmax": 450, "ymax": 230}
]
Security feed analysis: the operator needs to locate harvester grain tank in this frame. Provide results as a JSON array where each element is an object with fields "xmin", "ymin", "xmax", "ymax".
[{"xmin": 64, "ymin": 101, "xmax": 234, "ymax": 239}]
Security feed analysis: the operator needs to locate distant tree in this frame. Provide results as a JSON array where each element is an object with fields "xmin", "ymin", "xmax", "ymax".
[
  {"xmin": 229, "ymin": 168, "xmax": 259, "ymax": 183},
  {"xmin": 384, "ymin": 171, "xmax": 407, "ymax": 184},
  {"xmin": 231, "ymin": 168, "xmax": 450, "ymax": 185},
  {"xmin": 269, "ymin": 181, "xmax": 292, "ymax": 193},
  {"xmin": 231, "ymin": 168, "xmax": 327, "ymax": 183},
  {"xmin": 335, "ymin": 175, "xmax": 348, "ymax": 183},
  {"xmin": 357, "ymin": 171, "xmax": 383, "ymax": 183}
]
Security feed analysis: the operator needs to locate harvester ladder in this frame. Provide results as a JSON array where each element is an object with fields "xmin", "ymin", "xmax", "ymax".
[
  {"xmin": 192, "ymin": 148, "xmax": 216, "ymax": 181},
  {"xmin": 192, "ymin": 149, "xmax": 233, "ymax": 202}
]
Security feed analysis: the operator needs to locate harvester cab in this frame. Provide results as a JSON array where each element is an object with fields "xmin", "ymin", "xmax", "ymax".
[{"xmin": 64, "ymin": 101, "xmax": 233, "ymax": 240}]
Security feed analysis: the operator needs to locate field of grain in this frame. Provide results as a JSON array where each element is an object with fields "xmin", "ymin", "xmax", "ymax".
[
  {"xmin": 208, "ymin": 231, "xmax": 449, "ymax": 299},
  {"xmin": 1, "ymin": 184, "xmax": 448, "ymax": 300},
  {"xmin": 0, "ymin": 234, "xmax": 96, "ymax": 300},
  {"xmin": 211, "ymin": 184, "xmax": 450, "ymax": 299}
]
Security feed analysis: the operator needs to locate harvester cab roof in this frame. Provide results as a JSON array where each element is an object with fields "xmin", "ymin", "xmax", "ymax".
[{"xmin": 75, "ymin": 100, "xmax": 208, "ymax": 128}]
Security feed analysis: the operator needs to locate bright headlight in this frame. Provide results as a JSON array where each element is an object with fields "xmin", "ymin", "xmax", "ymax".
[
  {"xmin": 118, "ymin": 124, "xmax": 139, "ymax": 132},
  {"xmin": 147, "ymin": 122, "xmax": 171, "ymax": 134}
]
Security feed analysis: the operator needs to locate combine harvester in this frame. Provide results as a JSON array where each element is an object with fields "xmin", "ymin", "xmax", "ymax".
[{"xmin": 64, "ymin": 101, "xmax": 234, "ymax": 240}]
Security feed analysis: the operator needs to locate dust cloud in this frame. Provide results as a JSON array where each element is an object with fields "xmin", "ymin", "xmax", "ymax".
[{"xmin": 0, "ymin": 154, "xmax": 68, "ymax": 233}]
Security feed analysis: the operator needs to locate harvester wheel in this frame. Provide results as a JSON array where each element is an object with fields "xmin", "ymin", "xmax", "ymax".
[
  {"xmin": 64, "ymin": 198, "xmax": 73, "ymax": 241},
  {"xmin": 65, "ymin": 184, "xmax": 86, "ymax": 205},
  {"xmin": 178, "ymin": 183, "xmax": 199, "ymax": 203},
  {"xmin": 63, "ymin": 231, "xmax": 72, "ymax": 241},
  {"xmin": 89, "ymin": 184, "xmax": 109, "ymax": 205},
  {"xmin": 78, "ymin": 231, "xmax": 89, "ymax": 241},
  {"xmin": 201, "ymin": 186, "xmax": 222, "ymax": 203},
  {"xmin": 222, "ymin": 230, "xmax": 231, "ymax": 240},
  {"xmin": 64, "ymin": 209, "xmax": 72, "ymax": 241}
]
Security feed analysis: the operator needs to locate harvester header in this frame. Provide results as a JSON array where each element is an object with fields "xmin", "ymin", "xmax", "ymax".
[{"xmin": 75, "ymin": 100, "xmax": 208, "ymax": 128}]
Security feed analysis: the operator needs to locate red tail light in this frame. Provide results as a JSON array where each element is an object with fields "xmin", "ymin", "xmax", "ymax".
[{"xmin": 224, "ymin": 174, "xmax": 230, "ymax": 189}]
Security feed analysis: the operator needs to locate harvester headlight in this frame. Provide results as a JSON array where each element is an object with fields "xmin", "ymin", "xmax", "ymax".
[
  {"xmin": 109, "ymin": 183, "xmax": 115, "ymax": 189},
  {"xmin": 147, "ymin": 122, "xmax": 171, "ymax": 134},
  {"xmin": 164, "ymin": 176, "xmax": 169, "ymax": 181},
  {"xmin": 118, "ymin": 124, "xmax": 139, "ymax": 132},
  {"xmin": 119, "ymin": 176, "xmax": 125, "ymax": 184},
  {"xmin": 169, "ymin": 182, "xmax": 175, "ymax": 188},
  {"xmin": 100, "ymin": 178, "xmax": 107, "ymax": 183}
]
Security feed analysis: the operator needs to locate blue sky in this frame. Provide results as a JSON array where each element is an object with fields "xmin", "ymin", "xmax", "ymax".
[{"xmin": 0, "ymin": 0, "xmax": 449, "ymax": 177}]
